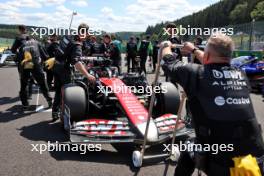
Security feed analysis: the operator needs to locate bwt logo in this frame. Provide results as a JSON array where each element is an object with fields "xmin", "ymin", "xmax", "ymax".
[
  {"xmin": 214, "ymin": 96, "xmax": 250, "ymax": 106},
  {"xmin": 212, "ymin": 70, "xmax": 243, "ymax": 80}
]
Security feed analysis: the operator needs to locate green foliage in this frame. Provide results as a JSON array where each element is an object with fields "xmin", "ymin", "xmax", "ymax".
[
  {"xmin": 113, "ymin": 32, "xmax": 142, "ymax": 41},
  {"xmin": 230, "ymin": 2, "xmax": 248, "ymax": 24},
  {"xmin": 151, "ymin": 34, "xmax": 159, "ymax": 42},
  {"xmin": 0, "ymin": 37, "xmax": 14, "ymax": 47},
  {"xmin": 251, "ymin": 1, "xmax": 264, "ymax": 20},
  {"xmin": 145, "ymin": 0, "xmax": 262, "ymax": 37}
]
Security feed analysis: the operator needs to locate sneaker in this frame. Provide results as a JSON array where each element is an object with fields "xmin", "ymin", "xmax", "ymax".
[{"xmin": 22, "ymin": 105, "xmax": 30, "ymax": 111}]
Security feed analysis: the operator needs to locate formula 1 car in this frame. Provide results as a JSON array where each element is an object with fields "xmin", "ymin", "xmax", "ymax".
[
  {"xmin": 0, "ymin": 49, "xmax": 16, "ymax": 67},
  {"xmin": 60, "ymin": 56, "xmax": 194, "ymax": 167},
  {"xmin": 231, "ymin": 56, "xmax": 264, "ymax": 92}
]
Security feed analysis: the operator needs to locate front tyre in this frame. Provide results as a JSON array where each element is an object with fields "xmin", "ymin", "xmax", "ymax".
[
  {"xmin": 61, "ymin": 84, "xmax": 88, "ymax": 127},
  {"xmin": 154, "ymin": 82, "xmax": 180, "ymax": 117}
]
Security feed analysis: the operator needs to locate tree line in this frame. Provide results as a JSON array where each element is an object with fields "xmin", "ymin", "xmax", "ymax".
[{"xmin": 145, "ymin": 0, "xmax": 264, "ymax": 39}]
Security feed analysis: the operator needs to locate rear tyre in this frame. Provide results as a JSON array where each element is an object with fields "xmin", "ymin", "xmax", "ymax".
[
  {"xmin": 61, "ymin": 84, "xmax": 88, "ymax": 126},
  {"xmin": 154, "ymin": 82, "xmax": 180, "ymax": 117}
]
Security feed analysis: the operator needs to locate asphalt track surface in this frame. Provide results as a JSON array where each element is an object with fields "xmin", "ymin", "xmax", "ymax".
[{"xmin": 0, "ymin": 63, "xmax": 264, "ymax": 176}]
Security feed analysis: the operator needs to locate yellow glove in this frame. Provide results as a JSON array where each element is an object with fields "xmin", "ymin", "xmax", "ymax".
[
  {"xmin": 230, "ymin": 154, "xmax": 261, "ymax": 176},
  {"xmin": 21, "ymin": 51, "xmax": 32, "ymax": 65},
  {"xmin": 44, "ymin": 57, "xmax": 55, "ymax": 70}
]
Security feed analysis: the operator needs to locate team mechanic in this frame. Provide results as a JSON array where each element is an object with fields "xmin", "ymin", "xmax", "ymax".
[
  {"xmin": 161, "ymin": 33, "xmax": 264, "ymax": 176},
  {"xmin": 11, "ymin": 25, "xmax": 29, "ymax": 66},
  {"xmin": 50, "ymin": 23, "xmax": 96, "ymax": 121},
  {"xmin": 126, "ymin": 36, "xmax": 138, "ymax": 73},
  {"xmin": 11, "ymin": 25, "xmax": 34, "ymax": 99},
  {"xmin": 18, "ymin": 36, "xmax": 52, "ymax": 110},
  {"xmin": 46, "ymin": 34, "xmax": 60, "ymax": 89}
]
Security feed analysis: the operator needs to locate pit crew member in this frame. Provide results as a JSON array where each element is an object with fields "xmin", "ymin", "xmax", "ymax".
[
  {"xmin": 51, "ymin": 23, "xmax": 96, "ymax": 121},
  {"xmin": 161, "ymin": 33, "xmax": 264, "ymax": 176},
  {"xmin": 18, "ymin": 36, "xmax": 52, "ymax": 110}
]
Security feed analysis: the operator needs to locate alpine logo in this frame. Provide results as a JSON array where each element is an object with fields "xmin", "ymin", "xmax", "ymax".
[
  {"xmin": 212, "ymin": 81, "xmax": 220, "ymax": 86},
  {"xmin": 214, "ymin": 96, "xmax": 251, "ymax": 106}
]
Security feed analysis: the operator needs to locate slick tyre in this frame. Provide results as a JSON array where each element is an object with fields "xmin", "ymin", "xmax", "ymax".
[
  {"xmin": 154, "ymin": 82, "xmax": 180, "ymax": 116},
  {"xmin": 61, "ymin": 84, "xmax": 87, "ymax": 124}
]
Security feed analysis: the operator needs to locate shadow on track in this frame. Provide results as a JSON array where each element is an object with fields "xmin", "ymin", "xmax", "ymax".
[
  {"xmin": 0, "ymin": 104, "xmax": 37, "ymax": 123},
  {"xmin": 0, "ymin": 96, "xmax": 20, "ymax": 106},
  {"xmin": 0, "ymin": 64, "xmax": 17, "ymax": 69},
  {"xmin": 18, "ymin": 120, "xmax": 169, "ymax": 173},
  {"xmin": 19, "ymin": 121, "xmax": 67, "ymax": 142}
]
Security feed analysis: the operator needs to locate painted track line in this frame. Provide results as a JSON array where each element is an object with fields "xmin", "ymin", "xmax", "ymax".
[{"xmin": 34, "ymin": 86, "xmax": 52, "ymax": 112}]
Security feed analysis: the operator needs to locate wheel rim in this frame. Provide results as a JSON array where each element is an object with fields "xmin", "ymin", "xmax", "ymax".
[
  {"xmin": 132, "ymin": 150, "xmax": 142, "ymax": 167},
  {"xmin": 170, "ymin": 145, "xmax": 180, "ymax": 162}
]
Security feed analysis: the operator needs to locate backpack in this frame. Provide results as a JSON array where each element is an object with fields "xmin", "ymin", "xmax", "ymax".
[
  {"xmin": 60, "ymin": 35, "xmax": 73, "ymax": 53},
  {"xmin": 19, "ymin": 39, "xmax": 39, "ymax": 69},
  {"xmin": 127, "ymin": 42, "xmax": 137, "ymax": 56},
  {"xmin": 112, "ymin": 40, "xmax": 121, "ymax": 51},
  {"xmin": 82, "ymin": 40, "xmax": 93, "ymax": 56},
  {"xmin": 110, "ymin": 42, "xmax": 121, "ymax": 59},
  {"xmin": 139, "ymin": 40, "xmax": 150, "ymax": 56},
  {"xmin": 57, "ymin": 35, "xmax": 75, "ymax": 61}
]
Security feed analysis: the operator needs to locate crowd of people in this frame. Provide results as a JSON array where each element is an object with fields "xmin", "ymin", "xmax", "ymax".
[{"xmin": 10, "ymin": 22, "xmax": 264, "ymax": 176}]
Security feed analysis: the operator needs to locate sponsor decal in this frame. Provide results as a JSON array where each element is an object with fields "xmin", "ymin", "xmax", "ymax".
[
  {"xmin": 226, "ymin": 97, "xmax": 250, "ymax": 105},
  {"xmin": 212, "ymin": 80, "xmax": 247, "ymax": 90},
  {"xmin": 213, "ymin": 70, "xmax": 223, "ymax": 79},
  {"xmin": 214, "ymin": 96, "xmax": 225, "ymax": 106},
  {"xmin": 212, "ymin": 81, "xmax": 220, "ymax": 86},
  {"xmin": 212, "ymin": 70, "xmax": 243, "ymax": 80},
  {"xmin": 214, "ymin": 96, "xmax": 251, "ymax": 106}
]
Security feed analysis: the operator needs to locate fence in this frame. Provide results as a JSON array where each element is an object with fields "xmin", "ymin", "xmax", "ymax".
[
  {"xmin": 227, "ymin": 20, "xmax": 264, "ymax": 51},
  {"xmin": 0, "ymin": 37, "xmax": 14, "ymax": 48},
  {"xmin": 173, "ymin": 21, "xmax": 264, "ymax": 58}
]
